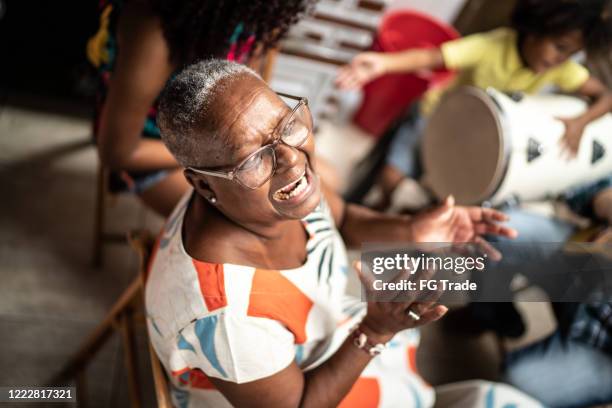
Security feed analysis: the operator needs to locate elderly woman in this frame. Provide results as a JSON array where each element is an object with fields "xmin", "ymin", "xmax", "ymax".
[
  {"xmin": 88, "ymin": 0, "xmax": 323, "ymax": 216},
  {"xmin": 145, "ymin": 60, "xmax": 533, "ymax": 407}
]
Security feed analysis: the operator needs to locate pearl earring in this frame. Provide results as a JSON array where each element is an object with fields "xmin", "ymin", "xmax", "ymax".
[{"xmin": 208, "ymin": 196, "xmax": 217, "ymax": 204}]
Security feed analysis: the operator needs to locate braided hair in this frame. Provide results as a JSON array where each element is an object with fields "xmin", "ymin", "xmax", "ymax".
[
  {"xmin": 147, "ymin": 0, "xmax": 318, "ymax": 65},
  {"xmin": 511, "ymin": 0, "xmax": 612, "ymax": 55}
]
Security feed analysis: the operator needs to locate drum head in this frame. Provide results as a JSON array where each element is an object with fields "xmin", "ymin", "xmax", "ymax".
[{"xmin": 422, "ymin": 87, "xmax": 505, "ymax": 205}]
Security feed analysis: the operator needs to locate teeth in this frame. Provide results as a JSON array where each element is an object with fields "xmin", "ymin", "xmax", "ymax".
[{"xmin": 274, "ymin": 174, "xmax": 308, "ymax": 201}]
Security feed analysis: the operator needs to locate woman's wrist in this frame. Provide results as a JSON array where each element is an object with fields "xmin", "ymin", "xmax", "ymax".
[{"xmin": 359, "ymin": 317, "xmax": 395, "ymax": 344}]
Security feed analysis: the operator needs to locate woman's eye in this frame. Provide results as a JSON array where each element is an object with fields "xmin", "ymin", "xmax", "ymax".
[
  {"xmin": 283, "ymin": 119, "xmax": 296, "ymax": 137},
  {"xmin": 241, "ymin": 153, "xmax": 262, "ymax": 171}
]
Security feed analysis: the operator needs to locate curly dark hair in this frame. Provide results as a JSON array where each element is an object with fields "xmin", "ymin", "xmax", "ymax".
[
  {"xmin": 147, "ymin": 0, "xmax": 318, "ymax": 65},
  {"xmin": 511, "ymin": 0, "xmax": 612, "ymax": 55}
]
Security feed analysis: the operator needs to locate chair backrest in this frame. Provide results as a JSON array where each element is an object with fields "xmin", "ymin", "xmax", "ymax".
[
  {"xmin": 128, "ymin": 230, "xmax": 156, "ymax": 277},
  {"xmin": 270, "ymin": 0, "xmax": 386, "ymax": 124},
  {"xmin": 128, "ymin": 230, "xmax": 172, "ymax": 408}
]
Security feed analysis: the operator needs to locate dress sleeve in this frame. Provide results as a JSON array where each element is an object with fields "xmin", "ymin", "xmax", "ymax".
[
  {"xmin": 554, "ymin": 61, "xmax": 590, "ymax": 93},
  {"xmin": 169, "ymin": 312, "xmax": 297, "ymax": 384},
  {"xmin": 440, "ymin": 32, "xmax": 490, "ymax": 70}
]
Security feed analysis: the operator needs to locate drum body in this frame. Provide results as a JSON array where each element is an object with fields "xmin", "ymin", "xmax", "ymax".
[{"xmin": 421, "ymin": 87, "xmax": 612, "ymax": 206}]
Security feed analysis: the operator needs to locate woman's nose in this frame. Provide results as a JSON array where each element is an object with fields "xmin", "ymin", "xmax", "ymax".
[{"xmin": 274, "ymin": 143, "xmax": 301, "ymax": 172}]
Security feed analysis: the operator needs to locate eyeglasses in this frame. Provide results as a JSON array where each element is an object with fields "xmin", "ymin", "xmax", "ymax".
[{"xmin": 187, "ymin": 93, "xmax": 312, "ymax": 189}]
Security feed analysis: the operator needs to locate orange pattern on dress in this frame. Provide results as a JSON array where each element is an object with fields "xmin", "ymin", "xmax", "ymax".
[
  {"xmin": 189, "ymin": 369, "xmax": 217, "ymax": 389},
  {"xmin": 193, "ymin": 260, "xmax": 228, "ymax": 311},
  {"xmin": 247, "ymin": 269, "xmax": 313, "ymax": 344},
  {"xmin": 407, "ymin": 345, "xmax": 418, "ymax": 373}
]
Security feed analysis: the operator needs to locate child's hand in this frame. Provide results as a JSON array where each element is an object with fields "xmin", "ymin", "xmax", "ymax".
[
  {"xmin": 558, "ymin": 117, "xmax": 586, "ymax": 159},
  {"xmin": 335, "ymin": 52, "xmax": 389, "ymax": 90}
]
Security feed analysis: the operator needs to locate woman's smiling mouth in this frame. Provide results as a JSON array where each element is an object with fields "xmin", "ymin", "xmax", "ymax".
[
  {"xmin": 273, "ymin": 170, "xmax": 309, "ymax": 201},
  {"xmin": 272, "ymin": 164, "xmax": 316, "ymax": 206}
]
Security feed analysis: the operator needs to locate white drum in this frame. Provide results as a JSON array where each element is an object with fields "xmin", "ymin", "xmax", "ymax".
[{"xmin": 421, "ymin": 86, "xmax": 612, "ymax": 206}]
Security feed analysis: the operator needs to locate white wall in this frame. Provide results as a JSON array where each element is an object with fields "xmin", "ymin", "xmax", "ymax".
[{"xmin": 388, "ymin": 0, "xmax": 467, "ymax": 23}]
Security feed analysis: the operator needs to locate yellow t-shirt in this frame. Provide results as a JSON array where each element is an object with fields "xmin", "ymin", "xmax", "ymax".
[{"xmin": 421, "ymin": 28, "xmax": 590, "ymax": 116}]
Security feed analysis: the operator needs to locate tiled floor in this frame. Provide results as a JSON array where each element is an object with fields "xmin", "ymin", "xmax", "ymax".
[{"xmin": 0, "ymin": 96, "xmax": 554, "ymax": 407}]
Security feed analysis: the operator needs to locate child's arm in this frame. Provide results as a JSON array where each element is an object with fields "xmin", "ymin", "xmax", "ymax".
[
  {"xmin": 560, "ymin": 76, "xmax": 612, "ymax": 156},
  {"xmin": 335, "ymin": 48, "xmax": 444, "ymax": 90}
]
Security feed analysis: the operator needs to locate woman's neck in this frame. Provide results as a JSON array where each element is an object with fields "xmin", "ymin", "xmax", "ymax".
[
  {"xmin": 184, "ymin": 194, "xmax": 307, "ymax": 269},
  {"xmin": 192, "ymin": 194, "xmax": 297, "ymax": 242}
]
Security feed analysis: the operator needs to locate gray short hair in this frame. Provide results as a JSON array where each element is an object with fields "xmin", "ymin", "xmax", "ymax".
[{"xmin": 157, "ymin": 59, "xmax": 261, "ymax": 168}]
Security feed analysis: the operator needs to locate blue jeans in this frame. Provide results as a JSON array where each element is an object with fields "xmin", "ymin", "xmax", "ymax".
[
  {"xmin": 563, "ymin": 174, "xmax": 612, "ymax": 218},
  {"xmin": 385, "ymin": 114, "xmax": 426, "ymax": 178},
  {"xmin": 496, "ymin": 209, "xmax": 612, "ymax": 407},
  {"xmin": 500, "ymin": 207, "xmax": 576, "ymax": 244},
  {"xmin": 504, "ymin": 331, "xmax": 612, "ymax": 408}
]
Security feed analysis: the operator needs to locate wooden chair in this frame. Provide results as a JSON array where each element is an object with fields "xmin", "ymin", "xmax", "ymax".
[
  {"xmin": 91, "ymin": 51, "xmax": 279, "ymax": 267},
  {"xmin": 58, "ymin": 230, "xmax": 171, "ymax": 408},
  {"xmin": 91, "ymin": 163, "xmax": 127, "ymax": 267}
]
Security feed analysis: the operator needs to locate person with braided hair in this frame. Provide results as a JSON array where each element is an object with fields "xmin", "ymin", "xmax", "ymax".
[{"xmin": 87, "ymin": 0, "xmax": 318, "ymax": 216}]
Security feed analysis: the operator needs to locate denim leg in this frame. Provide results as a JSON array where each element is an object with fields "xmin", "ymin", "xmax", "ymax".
[
  {"xmin": 499, "ymin": 207, "xmax": 576, "ymax": 244},
  {"xmin": 504, "ymin": 331, "xmax": 612, "ymax": 408},
  {"xmin": 486, "ymin": 211, "xmax": 611, "ymax": 404},
  {"xmin": 469, "ymin": 209, "xmax": 578, "ymax": 335},
  {"xmin": 497, "ymin": 207, "xmax": 576, "ymax": 273},
  {"xmin": 563, "ymin": 174, "xmax": 612, "ymax": 218},
  {"xmin": 485, "ymin": 207, "xmax": 576, "ymax": 271},
  {"xmin": 385, "ymin": 116, "xmax": 426, "ymax": 178}
]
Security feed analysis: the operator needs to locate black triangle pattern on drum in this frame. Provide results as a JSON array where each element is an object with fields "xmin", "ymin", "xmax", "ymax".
[
  {"xmin": 592, "ymin": 140, "xmax": 605, "ymax": 164},
  {"xmin": 527, "ymin": 137, "xmax": 542, "ymax": 162}
]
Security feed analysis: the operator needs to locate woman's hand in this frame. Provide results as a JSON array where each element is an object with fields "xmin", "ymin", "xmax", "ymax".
[
  {"xmin": 355, "ymin": 261, "xmax": 448, "ymax": 341},
  {"xmin": 409, "ymin": 196, "xmax": 517, "ymax": 258},
  {"xmin": 558, "ymin": 117, "xmax": 586, "ymax": 158},
  {"xmin": 335, "ymin": 52, "xmax": 389, "ymax": 90}
]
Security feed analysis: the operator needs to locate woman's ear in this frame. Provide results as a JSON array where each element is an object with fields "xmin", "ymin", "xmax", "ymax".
[
  {"xmin": 183, "ymin": 169, "xmax": 197, "ymax": 189},
  {"xmin": 184, "ymin": 169, "xmax": 216, "ymax": 202}
]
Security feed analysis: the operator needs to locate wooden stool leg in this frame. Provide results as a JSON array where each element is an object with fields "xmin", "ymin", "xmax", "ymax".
[
  {"xmin": 92, "ymin": 163, "xmax": 107, "ymax": 267},
  {"xmin": 119, "ymin": 310, "xmax": 142, "ymax": 408}
]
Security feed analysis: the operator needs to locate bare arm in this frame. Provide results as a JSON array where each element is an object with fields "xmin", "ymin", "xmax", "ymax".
[
  {"xmin": 380, "ymin": 48, "xmax": 445, "ymax": 74},
  {"xmin": 322, "ymin": 183, "xmax": 515, "ymax": 249},
  {"xmin": 209, "ymin": 326, "xmax": 389, "ymax": 408},
  {"xmin": 335, "ymin": 48, "xmax": 445, "ymax": 90},
  {"xmin": 574, "ymin": 76, "xmax": 612, "ymax": 125},
  {"xmin": 96, "ymin": 2, "xmax": 179, "ymax": 172},
  {"xmin": 559, "ymin": 76, "xmax": 612, "ymax": 156}
]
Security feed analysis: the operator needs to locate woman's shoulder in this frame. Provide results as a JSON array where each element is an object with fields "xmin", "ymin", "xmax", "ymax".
[
  {"xmin": 116, "ymin": 1, "xmax": 169, "ymax": 59},
  {"xmin": 119, "ymin": 0, "xmax": 158, "ymax": 27},
  {"xmin": 184, "ymin": 214, "xmax": 260, "ymax": 266}
]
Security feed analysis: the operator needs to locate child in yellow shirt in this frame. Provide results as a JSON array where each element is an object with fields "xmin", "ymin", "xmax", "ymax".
[{"xmin": 338, "ymin": 0, "xmax": 612, "ymax": 222}]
